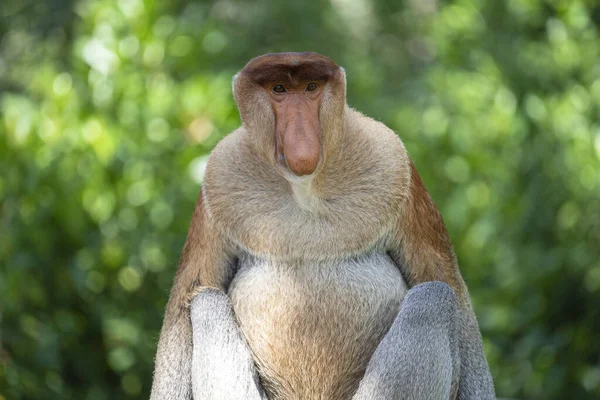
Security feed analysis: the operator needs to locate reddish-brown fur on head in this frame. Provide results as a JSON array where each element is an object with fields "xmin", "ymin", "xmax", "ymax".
[
  {"xmin": 242, "ymin": 52, "xmax": 340, "ymax": 87},
  {"xmin": 233, "ymin": 52, "xmax": 346, "ymax": 177}
]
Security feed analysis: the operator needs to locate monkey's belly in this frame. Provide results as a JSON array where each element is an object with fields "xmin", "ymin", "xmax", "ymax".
[{"xmin": 228, "ymin": 252, "xmax": 407, "ymax": 400}]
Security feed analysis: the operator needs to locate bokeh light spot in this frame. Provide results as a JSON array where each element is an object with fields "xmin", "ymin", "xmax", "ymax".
[
  {"xmin": 143, "ymin": 41, "xmax": 165, "ymax": 67},
  {"xmin": 189, "ymin": 156, "xmax": 210, "ymax": 184},
  {"xmin": 127, "ymin": 180, "xmax": 153, "ymax": 207},
  {"xmin": 122, "ymin": 373, "xmax": 142, "ymax": 396},
  {"xmin": 119, "ymin": 35, "xmax": 140, "ymax": 58},
  {"xmin": 170, "ymin": 36, "xmax": 194, "ymax": 57},
  {"xmin": 582, "ymin": 368, "xmax": 600, "ymax": 392},
  {"xmin": 75, "ymin": 249, "xmax": 95, "ymax": 271},
  {"xmin": 525, "ymin": 95, "xmax": 547, "ymax": 121},
  {"xmin": 147, "ymin": 118, "xmax": 170, "ymax": 142},
  {"xmin": 108, "ymin": 347, "xmax": 135, "ymax": 372},
  {"xmin": 466, "ymin": 182, "xmax": 490, "ymax": 208},
  {"xmin": 83, "ymin": 119, "xmax": 103, "ymax": 143},
  {"xmin": 20, "ymin": 315, "xmax": 41, "ymax": 340},
  {"xmin": 585, "ymin": 266, "xmax": 600, "ymax": 293},
  {"xmin": 83, "ymin": 190, "xmax": 116, "ymax": 223},
  {"xmin": 557, "ymin": 201, "xmax": 580, "ymax": 230},
  {"xmin": 86, "ymin": 270, "xmax": 106, "ymax": 293},
  {"xmin": 141, "ymin": 241, "xmax": 167, "ymax": 272},
  {"xmin": 118, "ymin": 0, "xmax": 144, "ymax": 19},
  {"xmin": 105, "ymin": 318, "xmax": 140, "ymax": 345},
  {"xmin": 203, "ymin": 31, "xmax": 228, "ymax": 54},
  {"xmin": 118, "ymin": 208, "xmax": 139, "ymax": 231},
  {"xmin": 422, "ymin": 107, "xmax": 448, "ymax": 137},
  {"xmin": 153, "ymin": 16, "xmax": 175, "ymax": 38},
  {"xmin": 52, "ymin": 73, "xmax": 73, "ymax": 96},
  {"xmin": 444, "ymin": 156, "xmax": 471, "ymax": 183},
  {"xmin": 186, "ymin": 117, "xmax": 214, "ymax": 143},
  {"xmin": 118, "ymin": 266, "xmax": 142, "ymax": 292},
  {"xmin": 82, "ymin": 39, "xmax": 119, "ymax": 75},
  {"xmin": 150, "ymin": 201, "xmax": 174, "ymax": 229},
  {"xmin": 494, "ymin": 87, "xmax": 517, "ymax": 116},
  {"xmin": 45, "ymin": 371, "xmax": 63, "ymax": 392}
]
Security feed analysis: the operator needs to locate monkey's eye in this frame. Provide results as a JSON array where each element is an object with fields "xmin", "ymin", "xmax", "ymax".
[
  {"xmin": 272, "ymin": 84, "xmax": 286, "ymax": 94},
  {"xmin": 306, "ymin": 83, "xmax": 318, "ymax": 92}
]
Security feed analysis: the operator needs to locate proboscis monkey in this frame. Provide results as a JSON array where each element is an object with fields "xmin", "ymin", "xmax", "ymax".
[{"xmin": 150, "ymin": 52, "xmax": 495, "ymax": 400}]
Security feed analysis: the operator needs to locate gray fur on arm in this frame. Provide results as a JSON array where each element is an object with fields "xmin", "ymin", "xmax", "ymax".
[
  {"xmin": 456, "ymin": 304, "xmax": 496, "ymax": 399},
  {"xmin": 150, "ymin": 314, "xmax": 193, "ymax": 400},
  {"xmin": 352, "ymin": 282, "xmax": 460, "ymax": 400},
  {"xmin": 190, "ymin": 288, "xmax": 267, "ymax": 400},
  {"xmin": 187, "ymin": 284, "xmax": 494, "ymax": 400}
]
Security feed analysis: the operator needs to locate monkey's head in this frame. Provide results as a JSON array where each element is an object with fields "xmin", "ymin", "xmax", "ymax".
[{"xmin": 233, "ymin": 52, "xmax": 346, "ymax": 179}]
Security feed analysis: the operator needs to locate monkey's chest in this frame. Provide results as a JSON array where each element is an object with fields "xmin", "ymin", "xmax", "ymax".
[{"xmin": 228, "ymin": 252, "xmax": 407, "ymax": 400}]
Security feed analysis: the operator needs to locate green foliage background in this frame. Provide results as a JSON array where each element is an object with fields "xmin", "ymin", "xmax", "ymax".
[{"xmin": 1, "ymin": 0, "xmax": 599, "ymax": 399}]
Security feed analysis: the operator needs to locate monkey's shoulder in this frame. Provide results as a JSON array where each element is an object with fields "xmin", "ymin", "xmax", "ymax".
[{"xmin": 344, "ymin": 108, "xmax": 408, "ymax": 157}]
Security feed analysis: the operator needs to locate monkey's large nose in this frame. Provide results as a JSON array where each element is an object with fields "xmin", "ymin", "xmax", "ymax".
[
  {"xmin": 283, "ymin": 137, "xmax": 320, "ymax": 176},
  {"xmin": 285, "ymin": 146, "xmax": 319, "ymax": 176},
  {"xmin": 277, "ymin": 97, "xmax": 321, "ymax": 176}
]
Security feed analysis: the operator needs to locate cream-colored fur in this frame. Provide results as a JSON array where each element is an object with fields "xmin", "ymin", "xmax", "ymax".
[{"xmin": 229, "ymin": 253, "xmax": 407, "ymax": 399}]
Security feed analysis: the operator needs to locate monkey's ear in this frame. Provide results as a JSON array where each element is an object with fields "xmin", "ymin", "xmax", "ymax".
[
  {"xmin": 338, "ymin": 66, "xmax": 347, "ymax": 83},
  {"xmin": 232, "ymin": 72, "xmax": 242, "ymax": 101},
  {"xmin": 231, "ymin": 70, "xmax": 275, "ymax": 133},
  {"xmin": 332, "ymin": 66, "xmax": 347, "ymax": 96},
  {"xmin": 232, "ymin": 71, "xmax": 245, "ymax": 110},
  {"xmin": 326, "ymin": 65, "xmax": 346, "ymax": 90}
]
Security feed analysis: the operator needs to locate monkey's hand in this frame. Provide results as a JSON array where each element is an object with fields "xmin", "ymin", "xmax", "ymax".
[
  {"xmin": 353, "ymin": 282, "xmax": 465, "ymax": 400},
  {"xmin": 190, "ymin": 288, "xmax": 267, "ymax": 400}
]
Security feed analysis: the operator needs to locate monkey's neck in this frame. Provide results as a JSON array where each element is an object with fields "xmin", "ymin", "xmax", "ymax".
[{"xmin": 288, "ymin": 178, "xmax": 324, "ymax": 213}]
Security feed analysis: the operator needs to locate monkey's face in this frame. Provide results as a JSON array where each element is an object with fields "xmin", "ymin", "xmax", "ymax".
[
  {"xmin": 233, "ymin": 52, "xmax": 346, "ymax": 180},
  {"xmin": 268, "ymin": 80, "xmax": 323, "ymax": 177}
]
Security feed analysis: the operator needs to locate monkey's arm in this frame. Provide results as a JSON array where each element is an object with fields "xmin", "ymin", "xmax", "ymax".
[
  {"xmin": 387, "ymin": 161, "xmax": 495, "ymax": 400},
  {"xmin": 353, "ymin": 282, "xmax": 459, "ymax": 400},
  {"xmin": 151, "ymin": 193, "xmax": 241, "ymax": 400},
  {"xmin": 189, "ymin": 288, "xmax": 267, "ymax": 400}
]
